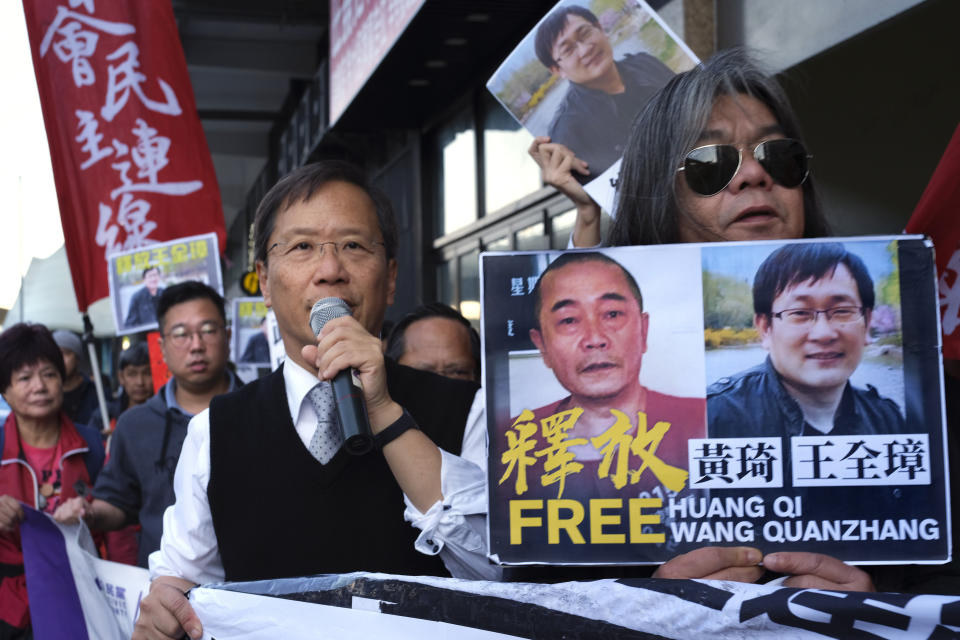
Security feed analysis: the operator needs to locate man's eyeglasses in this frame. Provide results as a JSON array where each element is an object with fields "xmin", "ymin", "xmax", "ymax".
[
  {"xmin": 772, "ymin": 306, "xmax": 865, "ymax": 327},
  {"xmin": 165, "ymin": 322, "xmax": 224, "ymax": 348},
  {"xmin": 553, "ymin": 24, "xmax": 600, "ymax": 64},
  {"xmin": 677, "ymin": 138, "xmax": 811, "ymax": 197},
  {"xmin": 267, "ymin": 239, "xmax": 385, "ymax": 265}
]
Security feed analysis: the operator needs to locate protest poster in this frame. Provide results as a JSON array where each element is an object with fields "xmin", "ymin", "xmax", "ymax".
[
  {"xmin": 188, "ymin": 572, "xmax": 960, "ymax": 639},
  {"xmin": 21, "ymin": 507, "xmax": 150, "ymax": 639},
  {"xmin": 482, "ymin": 236, "xmax": 950, "ymax": 566},
  {"xmin": 486, "ymin": 0, "xmax": 697, "ymax": 214},
  {"xmin": 266, "ymin": 309, "xmax": 286, "ymax": 370},
  {"xmin": 22, "ymin": 0, "xmax": 225, "ymax": 313},
  {"xmin": 107, "ymin": 232, "xmax": 222, "ymax": 335},
  {"xmin": 231, "ymin": 297, "xmax": 270, "ymax": 366},
  {"xmin": 18, "ymin": 506, "xmax": 960, "ymax": 640}
]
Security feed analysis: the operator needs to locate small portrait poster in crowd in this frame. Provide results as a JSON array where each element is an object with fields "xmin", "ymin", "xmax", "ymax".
[
  {"xmin": 231, "ymin": 297, "xmax": 270, "ymax": 366},
  {"xmin": 266, "ymin": 309, "xmax": 286, "ymax": 371},
  {"xmin": 107, "ymin": 232, "xmax": 223, "ymax": 335},
  {"xmin": 486, "ymin": 0, "xmax": 698, "ymax": 213},
  {"xmin": 481, "ymin": 237, "xmax": 949, "ymax": 567}
]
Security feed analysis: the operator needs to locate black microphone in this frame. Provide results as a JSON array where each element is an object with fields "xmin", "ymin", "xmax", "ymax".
[{"xmin": 309, "ymin": 297, "xmax": 374, "ymax": 456}]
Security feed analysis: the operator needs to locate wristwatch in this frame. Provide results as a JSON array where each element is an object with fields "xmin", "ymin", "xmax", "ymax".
[{"xmin": 375, "ymin": 409, "xmax": 419, "ymax": 449}]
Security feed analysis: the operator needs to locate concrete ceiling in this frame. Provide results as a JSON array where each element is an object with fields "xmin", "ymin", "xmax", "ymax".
[{"xmin": 171, "ymin": 1, "xmax": 328, "ymax": 234}]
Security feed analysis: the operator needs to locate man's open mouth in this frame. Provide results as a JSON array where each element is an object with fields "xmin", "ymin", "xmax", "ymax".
[
  {"xmin": 806, "ymin": 352, "xmax": 843, "ymax": 361},
  {"xmin": 732, "ymin": 207, "xmax": 777, "ymax": 223},
  {"xmin": 580, "ymin": 362, "xmax": 616, "ymax": 373}
]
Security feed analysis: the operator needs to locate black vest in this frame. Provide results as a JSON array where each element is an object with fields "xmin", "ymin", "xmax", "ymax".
[{"xmin": 207, "ymin": 359, "xmax": 478, "ymax": 582}]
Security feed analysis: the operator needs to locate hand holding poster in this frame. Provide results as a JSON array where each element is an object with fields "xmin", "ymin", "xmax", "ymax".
[
  {"xmin": 486, "ymin": 0, "xmax": 698, "ymax": 213},
  {"xmin": 482, "ymin": 237, "xmax": 950, "ymax": 566}
]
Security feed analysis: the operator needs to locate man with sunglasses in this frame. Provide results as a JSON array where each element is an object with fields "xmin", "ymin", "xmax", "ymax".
[
  {"xmin": 533, "ymin": 4, "xmax": 674, "ymax": 183},
  {"xmin": 708, "ymin": 242, "xmax": 903, "ymax": 439},
  {"xmin": 54, "ymin": 281, "xmax": 241, "ymax": 569},
  {"xmin": 529, "ymin": 49, "xmax": 954, "ymax": 592}
]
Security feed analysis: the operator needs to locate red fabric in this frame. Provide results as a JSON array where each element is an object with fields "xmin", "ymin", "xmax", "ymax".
[
  {"xmin": 906, "ymin": 123, "xmax": 960, "ymax": 360},
  {"xmin": 100, "ymin": 432, "xmax": 139, "ymax": 565},
  {"xmin": 0, "ymin": 574, "xmax": 29, "ymax": 629},
  {"xmin": 147, "ymin": 330, "xmax": 172, "ymax": 392},
  {"xmin": 20, "ymin": 437, "xmax": 64, "ymax": 513},
  {"xmin": 0, "ymin": 413, "xmax": 94, "ymax": 629},
  {"xmin": 21, "ymin": 1, "xmax": 225, "ymax": 311},
  {"xmin": 104, "ymin": 524, "xmax": 140, "ymax": 566}
]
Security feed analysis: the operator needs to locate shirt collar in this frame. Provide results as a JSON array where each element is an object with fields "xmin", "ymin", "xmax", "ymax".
[
  {"xmin": 282, "ymin": 357, "xmax": 322, "ymax": 423},
  {"xmin": 162, "ymin": 369, "xmax": 242, "ymax": 417}
]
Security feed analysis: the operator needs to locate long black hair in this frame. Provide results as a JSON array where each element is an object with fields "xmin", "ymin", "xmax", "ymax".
[{"xmin": 609, "ymin": 47, "xmax": 830, "ymax": 246}]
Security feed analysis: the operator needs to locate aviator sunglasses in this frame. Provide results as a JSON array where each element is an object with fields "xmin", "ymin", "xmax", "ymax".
[{"xmin": 678, "ymin": 138, "xmax": 811, "ymax": 197}]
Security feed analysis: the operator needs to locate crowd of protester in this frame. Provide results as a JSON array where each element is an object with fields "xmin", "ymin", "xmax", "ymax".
[{"xmin": 0, "ymin": 42, "xmax": 957, "ymax": 640}]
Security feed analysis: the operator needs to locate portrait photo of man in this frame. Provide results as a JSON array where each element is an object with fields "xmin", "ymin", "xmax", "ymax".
[
  {"xmin": 708, "ymin": 242, "xmax": 905, "ymax": 438},
  {"xmin": 501, "ymin": 251, "xmax": 705, "ymax": 501},
  {"xmin": 533, "ymin": 3, "xmax": 675, "ymax": 181},
  {"xmin": 124, "ymin": 265, "xmax": 165, "ymax": 329},
  {"xmin": 239, "ymin": 316, "xmax": 270, "ymax": 364}
]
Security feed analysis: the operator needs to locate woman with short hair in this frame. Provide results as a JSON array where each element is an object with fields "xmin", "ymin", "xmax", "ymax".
[{"xmin": 0, "ymin": 322, "xmax": 105, "ymax": 639}]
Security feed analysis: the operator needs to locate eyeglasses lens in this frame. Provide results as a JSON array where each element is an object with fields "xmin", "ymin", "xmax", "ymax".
[
  {"xmin": 683, "ymin": 145, "xmax": 740, "ymax": 196},
  {"xmin": 755, "ymin": 139, "xmax": 808, "ymax": 189}
]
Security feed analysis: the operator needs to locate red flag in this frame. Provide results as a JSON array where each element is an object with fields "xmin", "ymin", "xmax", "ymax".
[
  {"xmin": 22, "ymin": 0, "xmax": 225, "ymax": 312},
  {"xmin": 905, "ymin": 124, "xmax": 960, "ymax": 360}
]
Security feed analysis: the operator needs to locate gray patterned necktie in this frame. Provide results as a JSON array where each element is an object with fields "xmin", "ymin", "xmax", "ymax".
[{"xmin": 306, "ymin": 382, "xmax": 342, "ymax": 464}]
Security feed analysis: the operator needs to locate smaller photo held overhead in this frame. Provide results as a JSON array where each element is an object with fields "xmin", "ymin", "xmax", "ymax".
[
  {"xmin": 486, "ymin": 0, "xmax": 698, "ymax": 212},
  {"xmin": 108, "ymin": 232, "xmax": 223, "ymax": 335}
]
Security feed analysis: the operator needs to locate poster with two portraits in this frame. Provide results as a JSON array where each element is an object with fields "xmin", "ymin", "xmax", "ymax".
[{"xmin": 482, "ymin": 237, "xmax": 950, "ymax": 567}]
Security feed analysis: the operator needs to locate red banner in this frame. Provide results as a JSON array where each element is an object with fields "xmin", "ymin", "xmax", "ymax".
[
  {"xmin": 22, "ymin": 0, "xmax": 225, "ymax": 312},
  {"xmin": 906, "ymin": 123, "xmax": 960, "ymax": 360}
]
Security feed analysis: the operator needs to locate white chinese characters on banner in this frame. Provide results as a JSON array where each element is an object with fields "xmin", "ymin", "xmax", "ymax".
[
  {"xmin": 40, "ymin": 5, "xmax": 136, "ymax": 85},
  {"xmin": 40, "ymin": 1, "xmax": 198, "ymax": 262},
  {"xmin": 101, "ymin": 42, "xmax": 182, "ymax": 122},
  {"xmin": 940, "ymin": 248, "xmax": 960, "ymax": 336}
]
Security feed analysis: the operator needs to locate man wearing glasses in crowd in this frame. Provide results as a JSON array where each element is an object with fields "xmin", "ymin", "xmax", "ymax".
[
  {"xmin": 131, "ymin": 162, "xmax": 486, "ymax": 640},
  {"xmin": 55, "ymin": 282, "xmax": 241, "ymax": 568},
  {"xmin": 533, "ymin": 4, "xmax": 674, "ymax": 183},
  {"xmin": 707, "ymin": 242, "xmax": 903, "ymax": 438}
]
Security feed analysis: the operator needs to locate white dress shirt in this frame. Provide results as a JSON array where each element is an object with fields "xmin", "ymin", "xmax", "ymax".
[{"xmin": 149, "ymin": 357, "xmax": 499, "ymax": 583}]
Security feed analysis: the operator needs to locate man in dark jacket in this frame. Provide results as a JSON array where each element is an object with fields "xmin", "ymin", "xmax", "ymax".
[
  {"xmin": 124, "ymin": 265, "xmax": 165, "ymax": 329},
  {"xmin": 534, "ymin": 5, "xmax": 674, "ymax": 181},
  {"xmin": 54, "ymin": 281, "xmax": 240, "ymax": 568},
  {"xmin": 708, "ymin": 242, "xmax": 904, "ymax": 437},
  {"xmin": 89, "ymin": 342, "xmax": 154, "ymax": 435}
]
